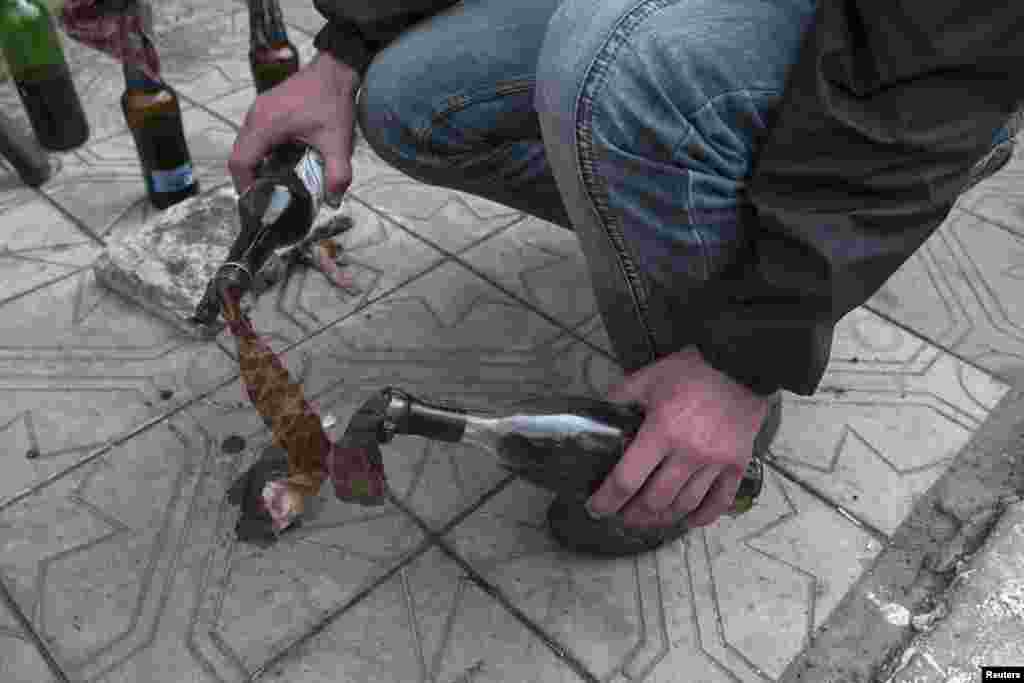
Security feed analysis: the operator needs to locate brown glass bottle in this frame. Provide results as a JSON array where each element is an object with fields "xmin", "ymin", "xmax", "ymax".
[
  {"xmin": 120, "ymin": 31, "xmax": 199, "ymax": 210},
  {"xmin": 1, "ymin": 0, "xmax": 90, "ymax": 151},
  {"xmin": 190, "ymin": 142, "xmax": 326, "ymax": 326},
  {"xmin": 247, "ymin": 0, "xmax": 299, "ymax": 94}
]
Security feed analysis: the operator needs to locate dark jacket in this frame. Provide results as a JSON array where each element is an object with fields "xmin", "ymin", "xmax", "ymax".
[{"xmin": 311, "ymin": 0, "xmax": 1024, "ymax": 396}]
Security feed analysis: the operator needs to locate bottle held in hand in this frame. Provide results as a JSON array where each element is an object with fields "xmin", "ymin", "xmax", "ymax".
[
  {"xmin": 210, "ymin": 142, "xmax": 326, "ymax": 304},
  {"xmin": 120, "ymin": 24, "xmax": 199, "ymax": 209},
  {"xmin": 0, "ymin": 0, "xmax": 90, "ymax": 151},
  {"xmin": 247, "ymin": 0, "xmax": 299, "ymax": 94},
  {"xmin": 376, "ymin": 388, "xmax": 764, "ymax": 515}
]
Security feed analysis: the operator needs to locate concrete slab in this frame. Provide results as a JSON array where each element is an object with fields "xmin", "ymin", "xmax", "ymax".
[{"xmin": 881, "ymin": 501, "xmax": 1024, "ymax": 683}]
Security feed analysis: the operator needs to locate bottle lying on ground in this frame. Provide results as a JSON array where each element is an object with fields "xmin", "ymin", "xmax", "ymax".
[
  {"xmin": 247, "ymin": 0, "xmax": 299, "ymax": 94},
  {"xmin": 370, "ymin": 387, "xmax": 763, "ymax": 515},
  {"xmin": 0, "ymin": 0, "xmax": 90, "ymax": 151}
]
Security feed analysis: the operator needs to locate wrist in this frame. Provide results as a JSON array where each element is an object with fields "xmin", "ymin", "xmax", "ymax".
[{"xmin": 314, "ymin": 50, "xmax": 361, "ymax": 93}]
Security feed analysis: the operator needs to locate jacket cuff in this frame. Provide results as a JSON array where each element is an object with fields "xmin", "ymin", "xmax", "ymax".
[
  {"xmin": 693, "ymin": 314, "xmax": 834, "ymax": 398},
  {"xmin": 313, "ymin": 21, "xmax": 374, "ymax": 80},
  {"xmin": 699, "ymin": 341, "xmax": 781, "ymax": 397}
]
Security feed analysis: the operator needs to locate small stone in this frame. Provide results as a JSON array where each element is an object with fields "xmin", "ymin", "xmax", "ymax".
[
  {"xmin": 159, "ymin": 389, "xmax": 174, "ymax": 400},
  {"xmin": 222, "ymin": 434, "xmax": 246, "ymax": 454}
]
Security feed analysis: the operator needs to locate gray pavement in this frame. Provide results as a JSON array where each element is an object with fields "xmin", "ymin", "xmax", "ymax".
[{"xmin": 2, "ymin": 1, "xmax": 1024, "ymax": 681}]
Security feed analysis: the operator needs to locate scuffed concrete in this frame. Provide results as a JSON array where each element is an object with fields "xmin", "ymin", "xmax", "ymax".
[
  {"xmin": 881, "ymin": 501, "xmax": 1024, "ymax": 682},
  {"xmin": 93, "ymin": 183, "xmax": 349, "ymax": 339},
  {"xmin": 93, "ymin": 185, "xmax": 242, "ymax": 339}
]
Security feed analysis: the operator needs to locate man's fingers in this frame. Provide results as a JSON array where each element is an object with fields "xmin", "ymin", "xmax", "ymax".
[
  {"xmin": 605, "ymin": 365, "xmax": 655, "ymax": 405},
  {"xmin": 321, "ymin": 146, "xmax": 353, "ymax": 201},
  {"xmin": 686, "ymin": 466, "xmax": 743, "ymax": 527},
  {"xmin": 229, "ymin": 106, "xmax": 296, "ymax": 195},
  {"xmin": 585, "ymin": 419, "xmax": 665, "ymax": 519},
  {"xmin": 633, "ymin": 457, "xmax": 705, "ymax": 516}
]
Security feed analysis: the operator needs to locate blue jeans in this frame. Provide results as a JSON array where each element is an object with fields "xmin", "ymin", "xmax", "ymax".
[{"xmin": 356, "ymin": 0, "xmax": 1013, "ymax": 374}]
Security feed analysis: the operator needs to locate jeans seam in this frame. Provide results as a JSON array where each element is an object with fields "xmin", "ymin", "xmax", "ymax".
[
  {"xmin": 417, "ymin": 78, "xmax": 535, "ymax": 144},
  {"xmin": 575, "ymin": 0, "xmax": 684, "ymax": 364}
]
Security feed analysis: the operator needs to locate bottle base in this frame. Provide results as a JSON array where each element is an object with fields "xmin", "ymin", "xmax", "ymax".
[
  {"xmin": 546, "ymin": 494, "xmax": 690, "ymax": 557},
  {"xmin": 149, "ymin": 181, "xmax": 200, "ymax": 210}
]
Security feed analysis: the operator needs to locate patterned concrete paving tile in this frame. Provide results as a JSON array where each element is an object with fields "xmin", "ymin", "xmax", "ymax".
[
  {"xmin": 43, "ymin": 108, "xmax": 236, "ymax": 239},
  {"xmin": 0, "ymin": 338, "xmax": 235, "ymax": 507},
  {"xmin": 770, "ymin": 306, "xmax": 1010, "ymax": 537},
  {"xmin": 346, "ymin": 149, "xmax": 527, "ymax": 255},
  {"xmin": 436, "ymin": 466, "xmax": 882, "ymax": 683},
  {"xmin": 146, "ymin": 0, "xmax": 241, "ymax": 39},
  {"xmin": 637, "ymin": 474, "xmax": 883, "ymax": 683},
  {"xmin": 0, "ymin": 197, "xmax": 98, "ymax": 304},
  {"xmin": 185, "ymin": 452, "xmax": 424, "ymax": 681},
  {"xmin": 0, "ymin": 412, "xmax": 211, "ymax": 681},
  {"xmin": 867, "ymin": 154, "xmax": 1024, "ymax": 386},
  {"xmin": 0, "ymin": 260, "xmax": 208, "ymax": 359},
  {"xmin": 457, "ymin": 213, "xmax": 607, "ymax": 345},
  {"xmin": 155, "ymin": 8, "xmax": 318, "ymax": 106},
  {"xmin": 255, "ymin": 545, "xmax": 594, "ymax": 683}
]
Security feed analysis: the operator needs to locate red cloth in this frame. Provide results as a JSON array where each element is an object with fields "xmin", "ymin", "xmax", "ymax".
[{"xmin": 58, "ymin": 0, "xmax": 162, "ymax": 82}]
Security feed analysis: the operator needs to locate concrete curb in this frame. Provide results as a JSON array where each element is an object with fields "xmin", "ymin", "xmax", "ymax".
[
  {"xmin": 880, "ymin": 500, "xmax": 1024, "ymax": 682},
  {"xmin": 779, "ymin": 384, "xmax": 1024, "ymax": 683}
]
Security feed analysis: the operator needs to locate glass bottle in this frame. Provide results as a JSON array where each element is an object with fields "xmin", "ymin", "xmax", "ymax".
[
  {"xmin": 375, "ymin": 387, "xmax": 764, "ymax": 515},
  {"xmin": 120, "ymin": 20, "xmax": 199, "ymax": 209},
  {"xmin": 191, "ymin": 141, "xmax": 325, "ymax": 325},
  {"xmin": 247, "ymin": 0, "xmax": 299, "ymax": 94},
  {"xmin": 0, "ymin": 0, "xmax": 90, "ymax": 151},
  {"xmin": 0, "ymin": 107, "xmax": 51, "ymax": 186}
]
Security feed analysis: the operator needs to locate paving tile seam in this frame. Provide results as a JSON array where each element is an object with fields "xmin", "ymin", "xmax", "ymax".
[
  {"xmin": 862, "ymin": 302, "xmax": 1013, "ymax": 385},
  {"xmin": 0, "ymin": 576, "xmax": 73, "ymax": 683},
  {"xmin": 389, "ymin": 487, "xmax": 603, "ymax": 683}
]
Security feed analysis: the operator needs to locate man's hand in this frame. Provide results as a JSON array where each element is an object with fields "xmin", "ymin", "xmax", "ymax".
[
  {"xmin": 585, "ymin": 347, "xmax": 771, "ymax": 529},
  {"xmin": 228, "ymin": 52, "xmax": 361, "ymax": 199}
]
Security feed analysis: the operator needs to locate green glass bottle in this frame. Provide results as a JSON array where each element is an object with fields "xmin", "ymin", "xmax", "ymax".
[
  {"xmin": 0, "ymin": 0, "xmax": 90, "ymax": 151},
  {"xmin": 120, "ymin": 21, "xmax": 199, "ymax": 210},
  {"xmin": 247, "ymin": 0, "xmax": 299, "ymax": 94}
]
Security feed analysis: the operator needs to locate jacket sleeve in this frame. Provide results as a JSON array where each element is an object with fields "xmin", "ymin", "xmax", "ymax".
[
  {"xmin": 311, "ymin": 0, "xmax": 462, "ymax": 79},
  {"xmin": 695, "ymin": 0, "xmax": 1024, "ymax": 396}
]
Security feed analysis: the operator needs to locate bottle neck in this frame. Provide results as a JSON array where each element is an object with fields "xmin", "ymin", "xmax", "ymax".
[
  {"xmin": 122, "ymin": 27, "xmax": 163, "ymax": 90},
  {"xmin": 248, "ymin": 0, "xmax": 289, "ymax": 48},
  {"xmin": 381, "ymin": 388, "xmax": 499, "ymax": 445}
]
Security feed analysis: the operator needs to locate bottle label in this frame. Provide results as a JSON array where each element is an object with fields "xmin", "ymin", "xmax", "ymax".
[
  {"xmin": 294, "ymin": 147, "xmax": 324, "ymax": 214},
  {"xmin": 151, "ymin": 163, "xmax": 195, "ymax": 194},
  {"xmin": 249, "ymin": 0, "xmax": 290, "ymax": 46}
]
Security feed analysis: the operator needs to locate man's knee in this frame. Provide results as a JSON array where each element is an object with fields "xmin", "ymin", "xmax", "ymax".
[{"xmin": 536, "ymin": 0, "xmax": 814, "ymax": 180}]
